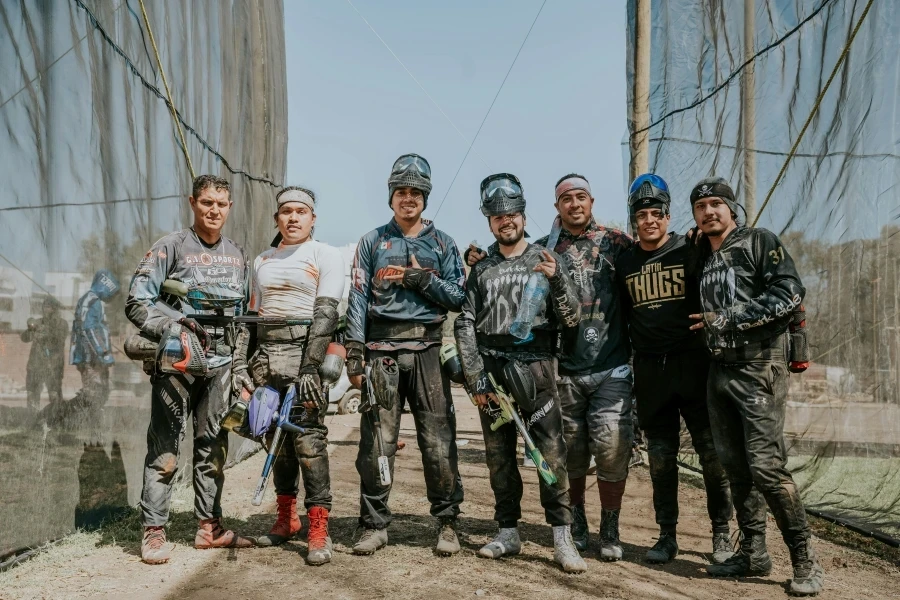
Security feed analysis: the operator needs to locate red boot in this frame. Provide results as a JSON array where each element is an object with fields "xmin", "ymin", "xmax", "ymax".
[
  {"xmin": 194, "ymin": 518, "xmax": 255, "ymax": 549},
  {"xmin": 306, "ymin": 506, "xmax": 333, "ymax": 566},
  {"xmin": 256, "ymin": 494, "xmax": 301, "ymax": 546}
]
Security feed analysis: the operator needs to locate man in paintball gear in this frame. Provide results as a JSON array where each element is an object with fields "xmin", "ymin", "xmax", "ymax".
[
  {"xmin": 346, "ymin": 153, "xmax": 466, "ymax": 556},
  {"xmin": 688, "ymin": 177, "xmax": 824, "ymax": 596},
  {"xmin": 616, "ymin": 174, "xmax": 733, "ymax": 565},
  {"xmin": 125, "ymin": 175, "xmax": 253, "ymax": 565},
  {"xmin": 22, "ymin": 296, "xmax": 68, "ymax": 411},
  {"xmin": 241, "ymin": 186, "xmax": 345, "ymax": 566},
  {"xmin": 469, "ymin": 173, "xmax": 635, "ymax": 559},
  {"xmin": 71, "ymin": 269, "xmax": 120, "ymax": 411},
  {"xmin": 455, "ymin": 173, "xmax": 585, "ymax": 573}
]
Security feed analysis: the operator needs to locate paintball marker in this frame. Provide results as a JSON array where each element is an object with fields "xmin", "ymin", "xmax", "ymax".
[{"xmin": 364, "ymin": 363, "xmax": 392, "ymax": 486}]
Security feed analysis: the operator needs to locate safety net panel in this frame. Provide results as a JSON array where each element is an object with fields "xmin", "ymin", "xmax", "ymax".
[
  {"xmin": 626, "ymin": 0, "xmax": 900, "ymax": 541},
  {"xmin": 0, "ymin": 0, "xmax": 287, "ymax": 557}
]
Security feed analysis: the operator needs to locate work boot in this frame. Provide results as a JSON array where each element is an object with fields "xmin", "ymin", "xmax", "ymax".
[
  {"xmin": 478, "ymin": 528, "xmax": 521, "ymax": 559},
  {"xmin": 306, "ymin": 506, "xmax": 333, "ymax": 566},
  {"xmin": 435, "ymin": 518, "xmax": 461, "ymax": 556},
  {"xmin": 141, "ymin": 526, "xmax": 174, "ymax": 565},
  {"xmin": 706, "ymin": 533, "xmax": 772, "ymax": 577},
  {"xmin": 256, "ymin": 494, "xmax": 301, "ymax": 547},
  {"xmin": 598, "ymin": 509, "xmax": 623, "ymax": 561},
  {"xmin": 711, "ymin": 531, "xmax": 735, "ymax": 565},
  {"xmin": 553, "ymin": 525, "xmax": 588, "ymax": 573},
  {"xmin": 787, "ymin": 536, "xmax": 825, "ymax": 596},
  {"xmin": 352, "ymin": 527, "xmax": 388, "ymax": 555},
  {"xmin": 194, "ymin": 518, "xmax": 255, "ymax": 549},
  {"xmin": 571, "ymin": 503, "xmax": 589, "ymax": 551},
  {"xmin": 645, "ymin": 531, "xmax": 678, "ymax": 564}
]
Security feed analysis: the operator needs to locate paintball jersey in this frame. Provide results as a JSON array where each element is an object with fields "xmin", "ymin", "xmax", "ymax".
[
  {"xmin": 698, "ymin": 226, "xmax": 805, "ymax": 350},
  {"xmin": 250, "ymin": 239, "xmax": 345, "ymax": 319},
  {"xmin": 125, "ymin": 228, "xmax": 249, "ymax": 338},
  {"xmin": 616, "ymin": 233, "xmax": 704, "ymax": 355},
  {"xmin": 346, "ymin": 218, "xmax": 465, "ymax": 350},
  {"xmin": 71, "ymin": 270, "xmax": 120, "ymax": 365},
  {"xmin": 455, "ymin": 243, "xmax": 580, "ymax": 389},
  {"xmin": 535, "ymin": 219, "xmax": 633, "ymax": 375}
]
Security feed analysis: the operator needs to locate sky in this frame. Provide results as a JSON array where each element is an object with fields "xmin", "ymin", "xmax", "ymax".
[{"xmin": 282, "ymin": 0, "xmax": 628, "ymax": 250}]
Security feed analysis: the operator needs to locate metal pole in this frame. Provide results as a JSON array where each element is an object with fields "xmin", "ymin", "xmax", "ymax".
[
  {"xmin": 742, "ymin": 0, "xmax": 757, "ymax": 222},
  {"xmin": 630, "ymin": 0, "xmax": 651, "ymax": 182}
]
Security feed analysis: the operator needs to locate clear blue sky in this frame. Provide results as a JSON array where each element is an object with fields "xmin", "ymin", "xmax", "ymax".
[{"xmin": 283, "ymin": 0, "xmax": 628, "ymax": 249}]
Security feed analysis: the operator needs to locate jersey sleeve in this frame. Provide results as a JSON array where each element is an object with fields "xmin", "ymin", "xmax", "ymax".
[
  {"xmin": 414, "ymin": 234, "xmax": 466, "ymax": 311},
  {"xmin": 248, "ymin": 254, "xmax": 264, "ymax": 313},
  {"xmin": 454, "ymin": 267, "xmax": 485, "ymax": 389},
  {"xmin": 346, "ymin": 231, "xmax": 376, "ymax": 344},
  {"xmin": 124, "ymin": 235, "xmax": 179, "ymax": 337}
]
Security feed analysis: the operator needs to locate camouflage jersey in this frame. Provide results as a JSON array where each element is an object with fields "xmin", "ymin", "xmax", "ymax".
[{"xmin": 535, "ymin": 219, "xmax": 633, "ymax": 375}]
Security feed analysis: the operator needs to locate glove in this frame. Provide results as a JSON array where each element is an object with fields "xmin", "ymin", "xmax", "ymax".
[
  {"xmin": 178, "ymin": 317, "xmax": 211, "ymax": 352},
  {"xmin": 100, "ymin": 353, "xmax": 115, "ymax": 366},
  {"xmin": 401, "ymin": 268, "xmax": 428, "ymax": 290},
  {"xmin": 232, "ymin": 366, "xmax": 254, "ymax": 396},
  {"xmin": 346, "ymin": 340, "xmax": 365, "ymax": 377},
  {"xmin": 473, "ymin": 370, "xmax": 495, "ymax": 396},
  {"xmin": 297, "ymin": 366, "xmax": 326, "ymax": 413}
]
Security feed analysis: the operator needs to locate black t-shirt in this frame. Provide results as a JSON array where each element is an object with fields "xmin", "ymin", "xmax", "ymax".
[{"xmin": 615, "ymin": 233, "xmax": 704, "ymax": 354}]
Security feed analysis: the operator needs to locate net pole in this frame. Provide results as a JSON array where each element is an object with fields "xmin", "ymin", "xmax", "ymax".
[
  {"xmin": 630, "ymin": 0, "xmax": 651, "ymax": 182},
  {"xmin": 742, "ymin": 0, "xmax": 757, "ymax": 221}
]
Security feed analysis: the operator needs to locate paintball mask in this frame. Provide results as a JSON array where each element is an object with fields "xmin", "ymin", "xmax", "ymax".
[
  {"xmin": 388, "ymin": 153, "xmax": 432, "ymax": 206},
  {"xmin": 156, "ymin": 321, "xmax": 229, "ymax": 376},
  {"xmin": 480, "ymin": 173, "xmax": 526, "ymax": 217},
  {"xmin": 628, "ymin": 173, "xmax": 671, "ymax": 217}
]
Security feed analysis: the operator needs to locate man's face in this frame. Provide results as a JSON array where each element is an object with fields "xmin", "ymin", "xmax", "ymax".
[
  {"xmin": 189, "ymin": 186, "xmax": 232, "ymax": 234},
  {"xmin": 391, "ymin": 187, "xmax": 425, "ymax": 221},
  {"xmin": 634, "ymin": 207, "xmax": 670, "ymax": 244},
  {"xmin": 488, "ymin": 212, "xmax": 525, "ymax": 246},
  {"xmin": 555, "ymin": 189, "xmax": 594, "ymax": 229},
  {"xmin": 692, "ymin": 196, "xmax": 734, "ymax": 236},
  {"xmin": 276, "ymin": 202, "xmax": 316, "ymax": 245}
]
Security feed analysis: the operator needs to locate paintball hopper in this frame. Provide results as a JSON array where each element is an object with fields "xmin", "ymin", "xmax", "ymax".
[
  {"xmin": 439, "ymin": 343, "xmax": 465, "ymax": 384},
  {"xmin": 248, "ymin": 386, "xmax": 281, "ymax": 438},
  {"xmin": 320, "ymin": 342, "xmax": 346, "ymax": 385}
]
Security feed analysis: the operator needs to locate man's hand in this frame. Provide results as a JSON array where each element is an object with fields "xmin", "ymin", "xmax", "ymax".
[
  {"xmin": 533, "ymin": 249, "xmax": 557, "ymax": 278},
  {"xmin": 178, "ymin": 317, "xmax": 211, "ymax": 351},
  {"xmin": 466, "ymin": 244, "xmax": 487, "ymax": 266},
  {"xmin": 349, "ymin": 373, "xmax": 365, "ymax": 389},
  {"xmin": 472, "ymin": 371, "xmax": 497, "ymax": 406},
  {"xmin": 690, "ymin": 311, "xmax": 725, "ymax": 331},
  {"xmin": 383, "ymin": 254, "xmax": 422, "ymax": 284},
  {"xmin": 232, "ymin": 367, "xmax": 254, "ymax": 395}
]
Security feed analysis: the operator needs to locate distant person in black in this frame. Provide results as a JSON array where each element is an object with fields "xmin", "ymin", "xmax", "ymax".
[{"xmin": 615, "ymin": 174, "xmax": 733, "ymax": 565}]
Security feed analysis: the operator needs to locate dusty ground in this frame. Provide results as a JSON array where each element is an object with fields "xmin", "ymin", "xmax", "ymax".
[{"xmin": 2, "ymin": 390, "xmax": 898, "ymax": 600}]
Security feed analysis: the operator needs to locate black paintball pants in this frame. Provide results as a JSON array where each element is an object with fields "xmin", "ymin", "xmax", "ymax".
[
  {"xmin": 356, "ymin": 344, "xmax": 463, "ymax": 529},
  {"xmin": 707, "ymin": 335, "xmax": 810, "ymax": 543},
  {"xmin": 250, "ymin": 340, "xmax": 331, "ymax": 511},
  {"xmin": 479, "ymin": 355, "xmax": 572, "ymax": 527},
  {"xmin": 634, "ymin": 348, "xmax": 732, "ymax": 534}
]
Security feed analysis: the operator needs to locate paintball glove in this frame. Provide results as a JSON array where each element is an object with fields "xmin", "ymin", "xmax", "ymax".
[
  {"xmin": 178, "ymin": 317, "xmax": 211, "ymax": 352},
  {"xmin": 470, "ymin": 370, "xmax": 497, "ymax": 407},
  {"xmin": 401, "ymin": 268, "xmax": 429, "ymax": 291},
  {"xmin": 232, "ymin": 366, "xmax": 255, "ymax": 396},
  {"xmin": 346, "ymin": 340, "xmax": 366, "ymax": 377},
  {"xmin": 297, "ymin": 366, "xmax": 326, "ymax": 413}
]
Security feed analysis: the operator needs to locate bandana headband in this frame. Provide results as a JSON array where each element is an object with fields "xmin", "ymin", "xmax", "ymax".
[
  {"xmin": 277, "ymin": 189, "xmax": 315, "ymax": 210},
  {"xmin": 555, "ymin": 177, "xmax": 592, "ymax": 201}
]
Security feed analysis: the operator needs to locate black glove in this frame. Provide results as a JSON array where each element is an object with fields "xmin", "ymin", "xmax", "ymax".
[
  {"xmin": 346, "ymin": 340, "xmax": 365, "ymax": 377},
  {"xmin": 401, "ymin": 268, "xmax": 428, "ymax": 290},
  {"xmin": 473, "ymin": 370, "xmax": 495, "ymax": 396},
  {"xmin": 178, "ymin": 317, "xmax": 211, "ymax": 352},
  {"xmin": 297, "ymin": 366, "xmax": 326, "ymax": 413}
]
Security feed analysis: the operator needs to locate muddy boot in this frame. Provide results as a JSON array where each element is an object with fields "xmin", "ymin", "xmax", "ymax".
[
  {"xmin": 711, "ymin": 531, "xmax": 735, "ymax": 565},
  {"xmin": 787, "ymin": 536, "xmax": 824, "ymax": 596},
  {"xmin": 553, "ymin": 525, "xmax": 587, "ymax": 573},
  {"xmin": 645, "ymin": 531, "xmax": 678, "ymax": 564},
  {"xmin": 478, "ymin": 528, "xmax": 521, "ymax": 559},
  {"xmin": 306, "ymin": 506, "xmax": 333, "ymax": 566},
  {"xmin": 435, "ymin": 518, "xmax": 460, "ymax": 556},
  {"xmin": 141, "ymin": 526, "xmax": 174, "ymax": 565},
  {"xmin": 571, "ymin": 504, "xmax": 589, "ymax": 551},
  {"xmin": 256, "ymin": 494, "xmax": 301, "ymax": 547},
  {"xmin": 194, "ymin": 518, "xmax": 255, "ymax": 549},
  {"xmin": 706, "ymin": 533, "xmax": 772, "ymax": 577},
  {"xmin": 598, "ymin": 509, "xmax": 623, "ymax": 562},
  {"xmin": 352, "ymin": 527, "xmax": 388, "ymax": 555}
]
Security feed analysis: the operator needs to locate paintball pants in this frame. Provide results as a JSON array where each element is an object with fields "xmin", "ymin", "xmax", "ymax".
[
  {"xmin": 559, "ymin": 364, "xmax": 634, "ymax": 482},
  {"xmin": 479, "ymin": 355, "xmax": 571, "ymax": 527},
  {"xmin": 26, "ymin": 368, "xmax": 63, "ymax": 409},
  {"xmin": 140, "ymin": 362, "xmax": 231, "ymax": 527},
  {"xmin": 707, "ymin": 334, "xmax": 810, "ymax": 543},
  {"xmin": 356, "ymin": 344, "xmax": 463, "ymax": 529},
  {"xmin": 249, "ymin": 339, "xmax": 331, "ymax": 511},
  {"xmin": 77, "ymin": 362, "xmax": 110, "ymax": 410},
  {"xmin": 634, "ymin": 349, "xmax": 732, "ymax": 534}
]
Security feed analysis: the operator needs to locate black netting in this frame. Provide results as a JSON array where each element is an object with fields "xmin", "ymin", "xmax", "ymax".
[
  {"xmin": 0, "ymin": 0, "xmax": 286, "ymax": 556},
  {"xmin": 627, "ymin": 0, "xmax": 899, "ymax": 540}
]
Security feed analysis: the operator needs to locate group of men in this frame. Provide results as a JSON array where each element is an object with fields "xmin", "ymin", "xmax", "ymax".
[{"xmin": 121, "ymin": 153, "xmax": 823, "ymax": 596}]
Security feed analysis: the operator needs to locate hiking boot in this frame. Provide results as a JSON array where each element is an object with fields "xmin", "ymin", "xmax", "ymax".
[
  {"xmin": 553, "ymin": 525, "xmax": 587, "ymax": 573},
  {"xmin": 706, "ymin": 533, "xmax": 772, "ymax": 577},
  {"xmin": 306, "ymin": 506, "xmax": 333, "ymax": 566},
  {"xmin": 435, "ymin": 518, "xmax": 460, "ymax": 556},
  {"xmin": 787, "ymin": 536, "xmax": 824, "ymax": 596},
  {"xmin": 256, "ymin": 494, "xmax": 301, "ymax": 547},
  {"xmin": 571, "ymin": 503, "xmax": 589, "ymax": 551},
  {"xmin": 645, "ymin": 532, "xmax": 678, "ymax": 564},
  {"xmin": 141, "ymin": 526, "xmax": 174, "ymax": 565},
  {"xmin": 194, "ymin": 518, "xmax": 255, "ymax": 549},
  {"xmin": 352, "ymin": 527, "xmax": 388, "ymax": 555},
  {"xmin": 598, "ymin": 509, "xmax": 623, "ymax": 561},
  {"xmin": 711, "ymin": 531, "xmax": 735, "ymax": 565},
  {"xmin": 478, "ymin": 528, "xmax": 521, "ymax": 559}
]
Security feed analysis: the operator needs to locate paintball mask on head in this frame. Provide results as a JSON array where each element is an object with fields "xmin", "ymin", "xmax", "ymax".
[
  {"xmin": 628, "ymin": 173, "xmax": 671, "ymax": 217},
  {"xmin": 388, "ymin": 153, "xmax": 432, "ymax": 207},
  {"xmin": 480, "ymin": 173, "xmax": 526, "ymax": 217},
  {"xmin": 91, "ymin": 269, "xmax": 121, "ymax": 301}
]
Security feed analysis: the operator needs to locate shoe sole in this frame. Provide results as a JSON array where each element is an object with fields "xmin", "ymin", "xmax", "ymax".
[
  {"xmin": 435, "ymin": 549, "xmax": 460, "ymax": 557},
  {"xmin": 352, "ymin": 545, "xmax": 385, "ymax": 556},
  {"xmin": 477, "ymin": 550, "xmax": 520, "ymax": 559},
  {"xmin": 141, "ymin": 557, "xmax": 170, "ymax": 565}
]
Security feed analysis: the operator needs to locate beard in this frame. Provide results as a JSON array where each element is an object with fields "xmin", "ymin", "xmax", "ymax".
[{"xmin": 495, "ymin": 225, "xmax": 524, "ymax": 246}]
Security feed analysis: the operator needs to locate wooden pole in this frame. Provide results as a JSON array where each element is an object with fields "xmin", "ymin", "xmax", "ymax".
[
  {"xmin": 630, "ymin": 0, "xmax": 651, "ymax": 183},
  {"xmin": 742, "ymin": 0, "xmax": 757, "ymax": 222}
]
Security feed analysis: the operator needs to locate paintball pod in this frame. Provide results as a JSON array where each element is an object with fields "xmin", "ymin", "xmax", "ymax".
[
  {"xmin": 362, "ymin": 357, "xmax": 400, "ymax": 486},
  {"xmin": 788, "ymin": 305, "xmax": 809, "ymax": 373}
]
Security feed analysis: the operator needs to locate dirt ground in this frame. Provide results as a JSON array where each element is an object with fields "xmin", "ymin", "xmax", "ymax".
[{"xmin": 2, "ymin": 390, "xmax": 898, "ymax": 600}]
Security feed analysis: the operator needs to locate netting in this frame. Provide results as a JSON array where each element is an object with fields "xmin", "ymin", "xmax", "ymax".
[
  {"xmin": 0, "ymin": 0, "xmax": 287, "ymax": 556},
  {"xmin": 626, "ymin": 0, "xmax": 900, "ymax": 540}
]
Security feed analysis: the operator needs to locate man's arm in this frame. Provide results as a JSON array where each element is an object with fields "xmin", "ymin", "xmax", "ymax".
[
  {"xmin": 301, "ymin": 246, "xmax": 346, "ymax": 372},
  {"xmin": 346, "ymin": 232, "xmax": 375, "ymax": 379},
  {"xmin": 544, "ymin": 250, "xmax": 581, "ymax": 328},
  {"xmin": 393, "ymin": 237, "xmax": 467, "ymax": 312},
  {"xmin": 83, "ymin": 300, "xmax": 114, "ymax": 363},
  {"xmin": 124, "ymin": 236, "xmax": 179, "ymax": 338},
  {"xmin": 454, "ymin": 268, "xmax": 486, "ymax": 390}
]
